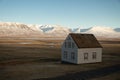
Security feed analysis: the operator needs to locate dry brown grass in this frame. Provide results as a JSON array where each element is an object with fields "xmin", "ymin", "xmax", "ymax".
[{"xmin": 0, "ymin": 39, "xmax": 119, "ymax": 80}]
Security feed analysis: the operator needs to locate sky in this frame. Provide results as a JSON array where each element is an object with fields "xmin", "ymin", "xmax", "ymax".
[{"xmin": 0, "ymin": 0, "xmax": 120, "ymax": 29}]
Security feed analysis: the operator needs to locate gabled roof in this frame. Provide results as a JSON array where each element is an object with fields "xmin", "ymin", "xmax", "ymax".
[{"xmin": 70, "ymin": 33, "xmax": 102, "ymax": 48}]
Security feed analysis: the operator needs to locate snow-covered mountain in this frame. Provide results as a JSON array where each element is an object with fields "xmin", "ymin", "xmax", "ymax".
[
  {"xmin": 72, "ymin": 27, "xmax": 81, "ymax": 33},
  {"xmin": 0, "ymin": 22, "xmax": 120, "ymax": 39},
  {"xmin": 38, "ymin": 25, "xmax": 71, "ymax": 37},
  {"xmin": 73, "ymin": 26, "xmax": 120, "ymax": 39},
  {"xmin": 39, "ymin": 25, "xmax": 70, "ymax": 34},
  {"xmin": 0, "ymin": 22, "xmax": 70, "ymax": 37},
  {"xmin": 114, "ymin": 28, "xmax": 120, "ymax": 32},
  {"xmin": 86, "ymin": 26, "xmax": 120, "ymax": 38},
  {"xmin": 73, "ymin": 27, "xmax": 91, "ymax": 33},
  {"xmin": 0, "ymin": 22, "xmax": 43, "ymax": 37}
]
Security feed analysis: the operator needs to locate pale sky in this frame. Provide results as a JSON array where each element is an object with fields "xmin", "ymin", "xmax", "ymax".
[{"xmin": 0, "ymin": 0, "xmax": 120, "ymax": 28}]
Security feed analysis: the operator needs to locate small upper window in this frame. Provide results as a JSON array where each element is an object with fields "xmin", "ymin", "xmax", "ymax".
[{"xmin": 68, "ymin": 42, "xmax": 71, "ymax": 48}]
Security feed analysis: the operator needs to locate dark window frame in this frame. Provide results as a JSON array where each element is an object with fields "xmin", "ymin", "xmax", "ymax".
[
  {"xmin": 68, "ymin": 42, "xmax": 71, "ymax": 48},
  {"xmin": 84, "ymin": 53, "xmax": 88, "ymax": 60}
]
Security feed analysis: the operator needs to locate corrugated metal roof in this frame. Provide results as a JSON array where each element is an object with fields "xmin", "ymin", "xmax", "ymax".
[{"xmin": 70, "ymin": 33, "xmax": 102, "ymax": 48}]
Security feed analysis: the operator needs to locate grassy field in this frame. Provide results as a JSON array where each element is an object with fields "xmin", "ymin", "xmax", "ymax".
[{"xmin": 0, "ymin": 39, "xmax": 120, "ymax": 80}]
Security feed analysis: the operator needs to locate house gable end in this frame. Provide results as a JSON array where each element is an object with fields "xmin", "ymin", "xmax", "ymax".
[{"xmin": 62, "ymin": 35, "xmax": 78, "ymax": 49}]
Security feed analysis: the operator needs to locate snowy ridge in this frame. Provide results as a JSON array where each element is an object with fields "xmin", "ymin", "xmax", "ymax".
[
  {"xmin": 73, "ymin": 26, "xmax": 120, "ymax": 38},
  {"xmin": 0, "ymin": 22, "xmax": 70, "ymax": 37},
  {"xmin": 39, "ymin": 25, "xmax": 54, "ymax": 33},
  {"xmin": 114, "ymin": 28, "xmax": 120, "ymax": 32},
  {"xmin": 72, "ymin": 27, "xmax": 81, "ymax": 33},
  {"xmin": 84, "ymin": 26, "xmax": 120, "ymax": 38},
  {"xmin": 0, "ymin": 22, "xmax": 42, "ymax": 37},
  {"xmin": 39, "ymin": 25, "xmax": 70, "ymax": 34},
  {"xmin": 0, "ymin": 22, "xmax": 120, "ymax": 39},
  {"xmin": 38, "ymin": 25, "xmax": 71, "ymax": 37}
]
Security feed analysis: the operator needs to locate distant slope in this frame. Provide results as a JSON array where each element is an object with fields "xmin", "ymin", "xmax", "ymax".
[
  {"xmin": 114, "ymin": 28, "xmax": 120, "ymax": 32},
  {"xmin": 39, "ymin": 25, "xmax": 71, "ymax": 36},
  {"xmin": 73, "ymin": 26, "xmax": 120, "ymax": 39},
  {"xmin": 72, "ymin": 27, "xmax": 81, "ymax": 33},
  {"xmin": 0, "ymin": 22, "xmax": 70, "ymax": 38},
  {"xmin": 84, "ymin": 26, "xmax": 120, "ymax": 38},
  {"xmin": 0, "ymin": 22, "xmax": 120, "ymax": 40},
  {"xmin": 0, "ymin": 22, "xmax": 42, "ymax": 37}
]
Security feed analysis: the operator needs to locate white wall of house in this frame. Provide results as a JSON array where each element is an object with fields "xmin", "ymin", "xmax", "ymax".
[
  {"xmin": 61, "ymin": 35, "xmax": 78, "ymax": 64},
  {"xmin": 77, "ymin": 48, "xmax": 102, "ymax": 64}
]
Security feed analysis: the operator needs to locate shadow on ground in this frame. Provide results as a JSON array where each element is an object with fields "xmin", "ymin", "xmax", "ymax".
[{"xmin": 34, "ymin": 64, "xmax": 120, "ymax": 80}]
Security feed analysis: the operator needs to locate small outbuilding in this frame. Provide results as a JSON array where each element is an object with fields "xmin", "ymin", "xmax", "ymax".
[{"xmin": 61, "ymin": 33, "xmax": 102, "ymax": 64}]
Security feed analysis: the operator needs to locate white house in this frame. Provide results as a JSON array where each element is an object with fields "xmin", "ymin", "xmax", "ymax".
[{"xmin": 61, "ymin": 33, "xmax": 102, "ymax": 64}]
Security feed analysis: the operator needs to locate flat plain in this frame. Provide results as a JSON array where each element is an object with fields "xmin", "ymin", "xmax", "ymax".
[{"xmin": 0, "ymin": 38, "xmax": 120, "ymax": 80}]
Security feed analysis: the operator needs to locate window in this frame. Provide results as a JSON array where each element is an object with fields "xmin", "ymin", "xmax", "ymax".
[
  {"xmin": 67, "ymin": 37, "xmax": 71, "ymax": 40},
  {"xmin": 92, "ymin": 52, "xmax": 97, "ymax": 59},
  {"xmin": 71, "ymin": 52, "xmax": 75, "ymax": 60},
  {"xmin": 72, "ymin": 42, "xmax": 74, "ymax": 48},
  {"xmin": 68, "ymin": 42, "xmax": 71, "ymax": 48},
  {"xmin": 63, "ymin": 51, "xmax": 68, "ymax": 59},
  {"xmin": 84, "ymin": 53, "xmax": 88, "ymax": 60}
]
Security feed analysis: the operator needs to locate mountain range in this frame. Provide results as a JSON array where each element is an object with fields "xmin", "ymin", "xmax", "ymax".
[{"xmin": 0, "ymin": 22, "xmax": 120, "ymax": 40}]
